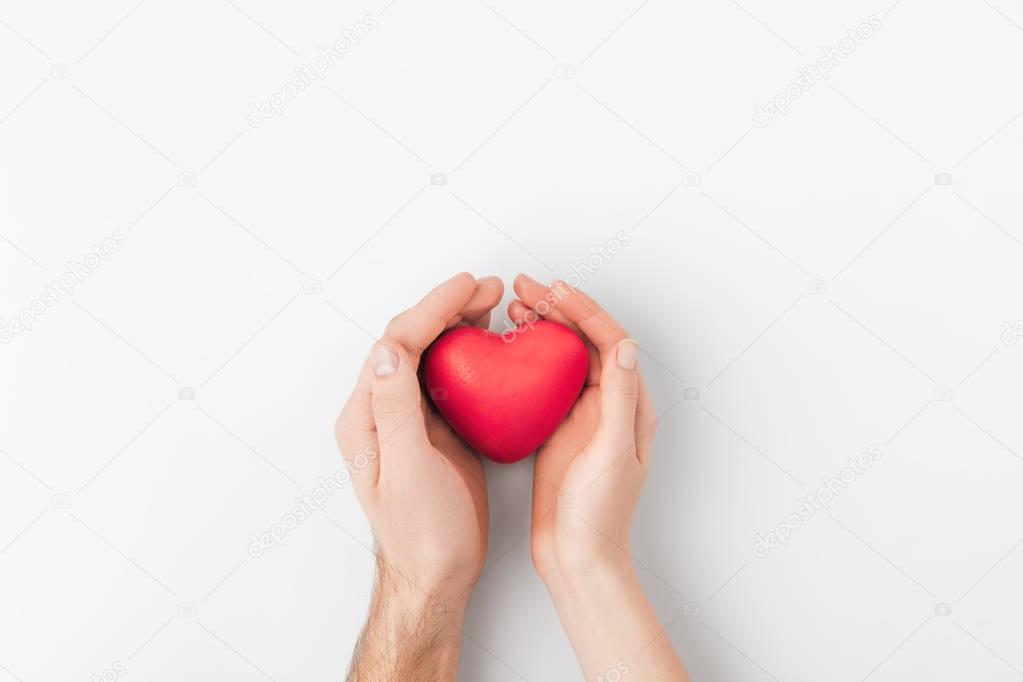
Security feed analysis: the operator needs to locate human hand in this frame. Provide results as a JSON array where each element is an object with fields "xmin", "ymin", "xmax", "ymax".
[
  {"xmin": 335, "ymin": 273, "xmax": 503, "ymax": 680},
  {"xmin": 509, "ymin": 274, "xmax": 688, "ymax": 681},
  {"xmin": 508, "ymin": 274, "xmax": 656, "ymax": 582}
]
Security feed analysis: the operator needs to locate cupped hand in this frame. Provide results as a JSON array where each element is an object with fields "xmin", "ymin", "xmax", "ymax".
[
  {"xmin": 335, "ymin": 272, "xmax": 503, "ymax": 598},
  {"xmin": 508, "ymin": 274, "xmax": 658, "ymax": 583}
]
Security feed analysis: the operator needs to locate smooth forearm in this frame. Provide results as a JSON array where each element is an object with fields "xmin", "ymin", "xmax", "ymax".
[
  {"xmin": 544, "ymin": 557, "xmax": 690, "ymax": 682},
  {"xmin": 347, "ymin": 562, "xmax": 468, "ymax": 682}
]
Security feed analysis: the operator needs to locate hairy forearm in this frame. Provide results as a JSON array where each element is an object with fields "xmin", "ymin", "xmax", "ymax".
[
  {"xmin": 545, "ymin": 557, "xmax": 690, "ymax": 682},
  {"xmin": 347, "ymin": 562, "xmax": 468, "ymax": 682}
]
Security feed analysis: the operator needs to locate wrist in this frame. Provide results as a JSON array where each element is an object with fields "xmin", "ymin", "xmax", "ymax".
[
  {"xmin": 540, "ymin": 557, "xmax": 691, "ymax": 682},
  {"xmin": 375, "ymin": 559, "xmax": 471, "ymax": 625},
  {"xmin": 539, "ymin": 548, "xmax": 636, "ymax": 597},
  {"xmin": 375, "ymin": 551, "xmax": 477, "ymax": 608},
  {"xmin": 348, "ymin": 560, "xmax": 468, "ymax": 681}
]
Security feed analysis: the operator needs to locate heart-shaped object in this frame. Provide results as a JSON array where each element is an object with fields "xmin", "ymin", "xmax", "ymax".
[{"xmin": 423, "ymin": 320, "xmax": 588, "ymax": 463}]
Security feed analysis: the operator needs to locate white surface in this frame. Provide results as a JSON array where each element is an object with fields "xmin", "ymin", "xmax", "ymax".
[{"xmin": 2, "ymin": 1, "xmax": 1023, "ymax": 680}]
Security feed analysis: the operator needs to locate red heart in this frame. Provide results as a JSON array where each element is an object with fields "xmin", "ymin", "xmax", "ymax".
[{"xmin": 423, "ymin": 320, "xmax": 588, "ymax": 463}]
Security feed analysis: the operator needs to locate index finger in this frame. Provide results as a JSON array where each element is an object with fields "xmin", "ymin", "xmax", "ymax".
[
  {"xmin": 514, "ymin": 274, "xmax": 628, "ymax": 355},
  {"xmin": 382, "ymin": 272, "xmax": 478, "ymax": 363},
  {"xmin": 515, "ymin": 273, "xmax": 656, "ymax": 457}
]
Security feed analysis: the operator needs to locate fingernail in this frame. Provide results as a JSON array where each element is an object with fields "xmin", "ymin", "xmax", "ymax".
[
  {"xmin": 372, "ymin": 345, "xmax": 398, "ymax": 377},
  {"xmin": 617, "ymin": 339, "xmax": 638, "ymax": 371}
]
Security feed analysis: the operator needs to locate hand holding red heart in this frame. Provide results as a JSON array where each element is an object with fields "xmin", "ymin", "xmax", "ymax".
[
  {"xmin": 505, "ymin": 275, "xmax": 685, "ymax": 681},
  {"xmin": 335, "ymin": 272, "xmax": 500, "ymax": 602},
  {"xmin": 503, "ymin": 274, "xmax": 657, "ymax": 584},
  {"xmin": 336, "ymin": 273, "xmax": 686, "ymax": 681}
]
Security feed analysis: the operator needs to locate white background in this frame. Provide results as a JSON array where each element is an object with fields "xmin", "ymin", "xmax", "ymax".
[{"xmin": 2, "ymin": 0, "xmax": 1023, "ymax": 680}]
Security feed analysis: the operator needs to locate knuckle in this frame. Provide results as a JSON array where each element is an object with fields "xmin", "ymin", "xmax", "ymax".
[
  {"xmin": 372, "ymin": 393, "xmax": 419, "ymax": 420},
  {"xmin": 334, "ymin": 415, "xmax": 359, "ymax": 454},
  {"xmin": 530, "ymin": 535, "xmax": 556, "ymax": 577},
  {"xmin": 334, "ymin": 409, "xmax": 352, "ymax": 440},
  {"xmin": 608, "ymin": 384, "xmax": 640, "ymax": 403}
]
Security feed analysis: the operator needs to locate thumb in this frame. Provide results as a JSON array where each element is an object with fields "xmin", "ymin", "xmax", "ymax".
[
  {"xmin": 370, "ymin": 343, "xmax": 429, "ymax": 452},
  {"xmin": 591, "ymin": 339, "xmax": 640, "ymax": 458}
]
